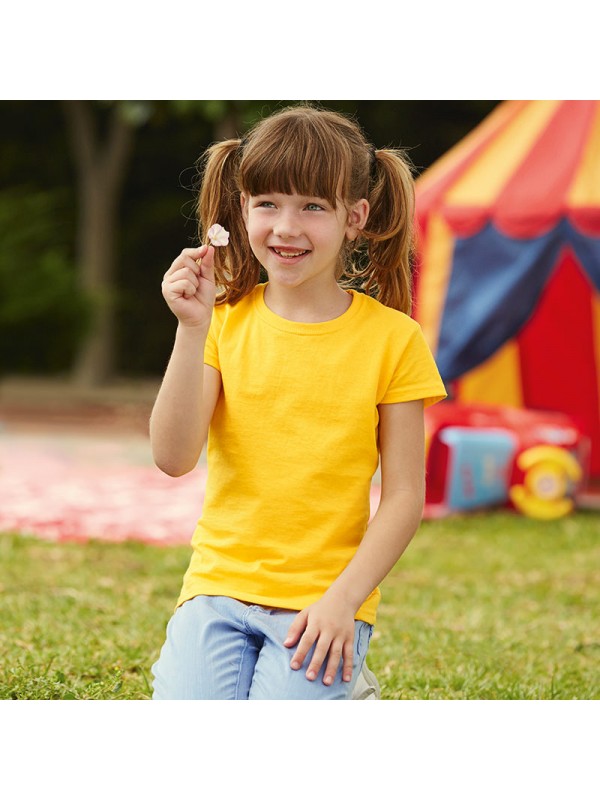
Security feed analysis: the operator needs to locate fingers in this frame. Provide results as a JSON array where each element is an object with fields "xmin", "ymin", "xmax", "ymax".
[
  {"xmin": 306, "ymin": 637, "xmax": 353, "ymax": 685},
  {"xmin": 341, "ymin": 639, "xmax": 354, "ymax": 684},
  {"xmin": 306, "ymin": 636, "xmax": 338, "ymax": 684},
  {"xmin": 163, "ymin": 246, "xmax": 207, "ymax": 280},
  {"xmin": 161, "ymin": 245, "xmax": 217, "ymax": 327},
  {"xmin": 324, "ymin": 639, "xmax": 352, "ymax": 686},
  {"xmin": 163, "ymin": 244, "xmax": 216, "ymax": 283},
  {"xmin": 290, "ymin": 629, "xmax": 355, "ymax": 685},
  {"xmin": 198, "ymin": 244, "xmax": 215, "ymax": 282},
  {"xmin": 289, "ymin": 627, "xmax": 319, "ymax": 675},
  {"xmin": 162, "ymin": 266, "xmax": 199, "ymax": 301},
  {"xmin": 284, "ymin": 609, "xmax": 308, "ymax": 649},
  {"xmin": 162, "ymin": 245, "xmax": 217, "ymax": 303}
]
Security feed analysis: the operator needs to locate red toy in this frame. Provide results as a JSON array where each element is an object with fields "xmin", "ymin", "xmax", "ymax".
[{"xmin": 424, "ymin": 402, "xmax": 590, "ymax": 519}]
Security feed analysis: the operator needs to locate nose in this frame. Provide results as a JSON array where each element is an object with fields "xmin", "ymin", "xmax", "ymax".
[{"xmin": 273, "ymin": 208, "xmax": 300, "ymax": 239}]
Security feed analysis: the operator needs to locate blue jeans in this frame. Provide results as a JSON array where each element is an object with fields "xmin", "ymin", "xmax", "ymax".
[{"xmin": 151, "ymin": 595, "xmax": 373, "ymax": 700}]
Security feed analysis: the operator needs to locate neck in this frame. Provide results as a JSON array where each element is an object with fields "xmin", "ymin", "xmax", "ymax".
[{"xmin": 263, "ymin": 280, "xmax": 352, "ymax": 323}]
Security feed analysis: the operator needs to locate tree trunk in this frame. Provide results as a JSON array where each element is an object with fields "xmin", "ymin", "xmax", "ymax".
[{"xmin": 62, "ymin": 101, "xmax": 134, "ymax": 387}]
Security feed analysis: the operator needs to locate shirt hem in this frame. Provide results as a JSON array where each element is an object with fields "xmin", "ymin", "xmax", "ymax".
[
  {"xmin": 176, "ymin": 585, "xmax": 378, "ymax": 626},
  {"xmin": 380, "ymin": 390, "xmax": 447, "ymax": 407}
]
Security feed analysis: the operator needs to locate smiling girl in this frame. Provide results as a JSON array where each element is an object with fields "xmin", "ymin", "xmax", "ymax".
[{"xmin": 150, "ymin": 104, "xmax": 446, "ymax": 700}]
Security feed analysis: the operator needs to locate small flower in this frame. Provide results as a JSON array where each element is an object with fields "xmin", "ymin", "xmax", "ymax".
[{"xmin": 207, "ymin": 224, "xmax": 230, "ymax": 247}]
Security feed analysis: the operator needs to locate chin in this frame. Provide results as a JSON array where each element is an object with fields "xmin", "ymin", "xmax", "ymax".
[{"xmin": 266, "ymin": 268, "xmax": 305, "ymax": 288}]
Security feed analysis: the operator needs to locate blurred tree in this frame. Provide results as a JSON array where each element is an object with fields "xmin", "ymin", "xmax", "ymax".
[
  {"xmin": 61, "ymin": 99, "xmax": 267, "ymax": 387},
  {"xmin": 62, "ymin": 101, "xmax": 142, "ymax": 386}
]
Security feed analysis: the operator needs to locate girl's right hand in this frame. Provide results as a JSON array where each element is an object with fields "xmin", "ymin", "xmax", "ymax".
[{"xmin": 161, "ymin": 245, "xmax": 216, "ymax": 329}]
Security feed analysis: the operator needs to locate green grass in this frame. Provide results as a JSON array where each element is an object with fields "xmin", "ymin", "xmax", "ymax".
[{"xmin": 1, "ymin": 511, "xmax": 599, "ymax": 699}]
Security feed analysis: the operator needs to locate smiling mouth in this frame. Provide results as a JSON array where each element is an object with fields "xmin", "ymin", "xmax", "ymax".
[{"xmin": 270, "ymin": 247, "xmax": 310, "ymax": 258}]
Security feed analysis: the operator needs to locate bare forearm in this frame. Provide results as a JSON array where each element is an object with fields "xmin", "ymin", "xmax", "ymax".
[
  {"xmin": 326, "ymin": 489, "xmax": 424, "ymax": 613},
  {"xmin": 150, "ymin": 323, "xmax": 209, "ymax": 476}
]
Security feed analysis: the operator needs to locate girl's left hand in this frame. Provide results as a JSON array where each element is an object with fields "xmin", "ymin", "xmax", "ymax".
[{"xmin": 283, "ymin": 594, "xmax": 357, "ymax": 685}]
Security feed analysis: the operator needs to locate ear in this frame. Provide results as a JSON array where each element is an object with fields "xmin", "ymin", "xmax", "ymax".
[
  {"xmin": 240, "ymin": 192, "xmax": 249, "ymax": 228},
  {"xmin": 345, "ymin": 198, "xmax": 369, "ymax": 241}
]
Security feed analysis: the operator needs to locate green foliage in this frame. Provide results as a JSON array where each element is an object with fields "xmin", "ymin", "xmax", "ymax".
[
  {"xmin": 0, "ymin": 189, "xmax": 71, "ymax": 325},
  {"xmin": 0, "ymin": 186, "xmax": 89, "ymax": 374},
  {"xmin": 371, "ymin": 511, "xmax": 600, "ymax": 699},
  {"xmin": 117, "ymin": 101, "xmax": 154, "ymax": 127},
  {"xmin": 171, "ymin": 99, "xmax": 227, "ymax": 121},
  {"xmin": 0, "ymin": 511, "xmax": 598, "ymax": 700}
]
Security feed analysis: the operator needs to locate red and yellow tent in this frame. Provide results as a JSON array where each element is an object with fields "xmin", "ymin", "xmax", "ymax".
[{"xmin": 414, "ymin": 100, "xmax": 600, "ymax": 476}]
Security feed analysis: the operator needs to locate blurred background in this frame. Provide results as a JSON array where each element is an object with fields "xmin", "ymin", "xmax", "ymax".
[{"xmin": 0, "ymin": 99, "xmax": 499, "ymax": 392}]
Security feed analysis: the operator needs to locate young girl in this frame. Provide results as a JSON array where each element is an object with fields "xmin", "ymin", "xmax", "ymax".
[{"xmin": 150, "ymin": 104, "xmax": 446, "ymax": 700}]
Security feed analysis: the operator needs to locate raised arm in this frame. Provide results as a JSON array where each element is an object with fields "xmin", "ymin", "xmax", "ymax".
[{"xmin": 150, "ymin": 245, "xmax": 222, "ymax": 477}]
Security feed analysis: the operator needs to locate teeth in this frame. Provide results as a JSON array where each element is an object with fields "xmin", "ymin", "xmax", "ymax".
[{"xmin": 273, "ymin": 248, "xmax": 307, "ymax": 257}]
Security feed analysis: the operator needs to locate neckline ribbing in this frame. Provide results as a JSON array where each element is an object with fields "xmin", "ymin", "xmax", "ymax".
[{"xmin": 253, "ymin": 283, "xmax": 363, "ymax": 335}]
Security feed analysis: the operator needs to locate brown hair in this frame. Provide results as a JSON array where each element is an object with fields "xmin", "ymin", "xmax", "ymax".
[{"xmin": 196, "ymin": 104, "xmax": 415, "ymax": 314}]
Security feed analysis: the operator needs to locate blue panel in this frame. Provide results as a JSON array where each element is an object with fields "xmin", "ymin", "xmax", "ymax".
[
  {"xmin": 436, "ymin": 219, "xmax": 600, "ymax": 383},
  {"xmin": 436, "ymin": 222, "xmax": 560, "ymax": 382},
  {"xmin": 570, "ymin": 223, "xmax": 600, "ymax": 291},
  {"xmin": 440, "ymin": 427, "xmax": 516, "ymax": 510}
]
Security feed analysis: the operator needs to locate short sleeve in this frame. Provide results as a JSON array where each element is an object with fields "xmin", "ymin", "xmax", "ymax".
[{"xmin": 381, "ymin": 324, "xmax": 447, "ymax": 407}]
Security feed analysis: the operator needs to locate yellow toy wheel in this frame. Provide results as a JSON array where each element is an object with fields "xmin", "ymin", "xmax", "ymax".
[{"xmin": 509, "ymin": 446, "xmax": 582, "ymax": 520}]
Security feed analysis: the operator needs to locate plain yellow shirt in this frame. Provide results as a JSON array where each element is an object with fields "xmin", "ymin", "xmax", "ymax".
[{"xmin": 177, "ymin": 284, "xmax": 446, "ymax": 624}]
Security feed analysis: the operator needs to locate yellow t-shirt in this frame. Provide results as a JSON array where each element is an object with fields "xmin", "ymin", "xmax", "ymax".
[{"xmin": 177, "ymin": 284, "xmax": 446, "ymax": 624}]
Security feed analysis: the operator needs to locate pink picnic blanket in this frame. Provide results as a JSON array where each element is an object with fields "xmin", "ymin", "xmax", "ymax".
[
  {"xmin": 0, "ymin": 431, "xmax": 382, "ymax": 545},
  {"xmin": 0, "ymin": 431, "xmax": 205, "ymax": 545}
]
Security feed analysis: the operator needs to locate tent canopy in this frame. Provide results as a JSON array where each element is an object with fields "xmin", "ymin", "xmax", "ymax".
[{"xmin": 414, "ymin": 100, "xmax": 600, "ymax": 476}]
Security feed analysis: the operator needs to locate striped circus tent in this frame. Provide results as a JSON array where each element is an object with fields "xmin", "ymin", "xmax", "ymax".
[{"xmin": 414, "ymin": 100, "xmax": 600, "ymax": 477}]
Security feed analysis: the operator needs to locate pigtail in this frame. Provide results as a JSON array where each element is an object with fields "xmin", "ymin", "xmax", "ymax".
[
  {"xmin": 355, "ymin": 148, "xmax": 416, "ymax": 315},
  {"xmin": 197, "ymin": 140, "xmax": 261, "ymax": 305}
]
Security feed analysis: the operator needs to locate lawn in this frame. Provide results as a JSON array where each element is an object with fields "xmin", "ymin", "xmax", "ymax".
[{"xmin": 1, "ymin": 511, "xmax": 598, "ymax": 700}]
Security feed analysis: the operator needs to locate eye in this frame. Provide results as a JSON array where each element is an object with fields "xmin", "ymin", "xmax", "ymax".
[
  {"xmin": 251, "ymin": 196, "xmax": 276, "ymax": 209},
  {"xmin": 305, "ymin": 202, "xmax": 325, "ymax": 211}
]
